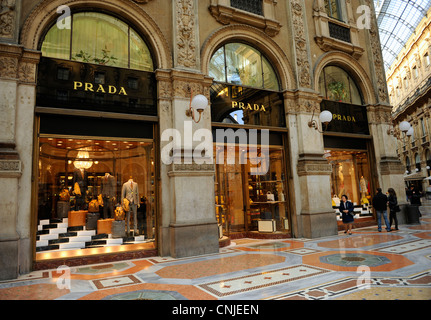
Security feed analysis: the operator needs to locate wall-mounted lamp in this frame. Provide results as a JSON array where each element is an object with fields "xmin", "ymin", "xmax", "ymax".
[
  {"xmin": 399, "ymin": 121, "xmax": 414, "ymax": 143},
  {"xmin": 308, "ymin": 110, "xmax": 333, "ymax": 133},
  {"xmin": 186, "ymin": 90, "xmax": 209, "ymax": 123}
]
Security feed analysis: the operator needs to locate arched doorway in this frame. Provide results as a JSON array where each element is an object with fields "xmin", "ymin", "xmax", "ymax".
[
  {"xmin": 209, "ymin": 42, "xmax": 290, "ymax": 236},
  {"xmin": 34, "ymin": 10, "xmax": 159, "ymax": 261}
]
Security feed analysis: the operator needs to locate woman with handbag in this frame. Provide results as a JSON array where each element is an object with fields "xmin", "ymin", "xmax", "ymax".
[
  {"xmin": 388, "ymin": 188, "xmax": 399, "ymax": 231},
  {"xmin": 339, "ymin": 195, "xmax": 355, "ymax": 235}
]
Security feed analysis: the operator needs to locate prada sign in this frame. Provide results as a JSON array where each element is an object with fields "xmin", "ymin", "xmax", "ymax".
[
  {"xmin": 36, "ymin": 57, "xmax": 156, "ymax": 116},
  {"xmin": 320, "ymin": 100, "xmax": 369, "ymax": 135},
  {"xmin": 73, "ymin": 82, "xmax": 128, "ymax": 96},
  {"xmin": 210, "ymin": 83, "xmax": 285, "ymax": 128}
]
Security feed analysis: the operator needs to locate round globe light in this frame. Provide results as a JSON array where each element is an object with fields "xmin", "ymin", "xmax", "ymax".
[
  {"xmin": 399, "ymin": 121, "xmax": 411, "ymax": 133},
  {"xmin": 406, "ymin": 127, "xmax": 414, "ymax": 137},
  {"xmin": 319, "ymin": 110, "xmax": 333, "ymax": 124},
  {"xmin": 191, "ymin": 94, "xmax": 209, "ymax": 112}
]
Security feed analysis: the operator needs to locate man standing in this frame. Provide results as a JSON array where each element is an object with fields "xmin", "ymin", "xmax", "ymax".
[{"xmin": 372, "ymin": 188, "xmax": 391, "ymax": 232}]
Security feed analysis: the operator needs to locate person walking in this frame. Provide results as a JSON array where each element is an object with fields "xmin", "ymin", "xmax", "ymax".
[
  {"xmin": 387, "ymin": 188, "xmax": 399, "ymax": 231},
  {"xmin": 339, "ymin": 194, "xmax": 355, "ymax": 235},
  {"xmin": 372, "ymin": 188, "xmax": 391, "ymax": 232}
]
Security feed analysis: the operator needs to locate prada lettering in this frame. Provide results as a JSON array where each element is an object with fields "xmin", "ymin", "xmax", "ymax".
[
  {"xmin": 232, "ymin": 101, "xmax": 266, "ymax": 112},
  {"xmin": 73, "ymin": 81, "xmax": 128, "ymax": 96},
  {"xmin": 333, "ymin": 114, "xmax": 356, "ymax": 122}
]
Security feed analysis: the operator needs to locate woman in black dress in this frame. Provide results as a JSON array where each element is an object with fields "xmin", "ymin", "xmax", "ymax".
[
  {"xmin": 339, "ymin": 194, "xmax": 355, "ymax": 235},
  {"xmin": 388, "ymin": 188, "xmax": 399, "ymax": 231}
]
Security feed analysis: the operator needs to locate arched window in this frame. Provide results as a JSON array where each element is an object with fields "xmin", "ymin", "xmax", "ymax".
[
  {"xmin": 209, "ymin": 43, "xmax": 279, "ymax": 91},
  {"xmin": 319, "ymin": 65, "xmax": 363, "ymax": 105},
  {"xmin": 41, "ymin": 12, "xmax": 153, "ymax": 71}
]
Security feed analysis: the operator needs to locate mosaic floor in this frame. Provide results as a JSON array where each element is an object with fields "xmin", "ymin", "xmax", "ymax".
[{"xmin": 1, "ymin": 205, "xmax": 431, "ymax": 301}]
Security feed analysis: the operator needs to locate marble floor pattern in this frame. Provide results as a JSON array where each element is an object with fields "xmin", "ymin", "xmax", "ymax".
[{"xmin": 1, "ymin": 206, "xmax": 431, "ymax": 301}]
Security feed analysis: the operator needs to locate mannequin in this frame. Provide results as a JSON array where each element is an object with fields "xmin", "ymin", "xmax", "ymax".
[
  {"xmin": 121, "ymin": 177, "xmax": 139, "ymax": 235},
  {"xmin": 101, "ymin": 172, "xmax": 116, "ymax": 219}
]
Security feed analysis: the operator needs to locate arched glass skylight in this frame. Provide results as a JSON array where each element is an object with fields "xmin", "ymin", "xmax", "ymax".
[{"xmin": 374, "ymin": 0, "xmax": 431, "ymax": 71}]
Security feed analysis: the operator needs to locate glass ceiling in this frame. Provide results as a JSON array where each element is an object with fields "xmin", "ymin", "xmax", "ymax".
[{"xmin": 374, "ymin": 0, "xmax": 431, "ymax": 71}]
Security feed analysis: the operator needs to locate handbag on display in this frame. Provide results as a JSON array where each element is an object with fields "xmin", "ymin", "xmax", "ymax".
[
  {"xmin": 98, "ymin": 194, "xmax": 104, "ymax": 207},
  {"xmin": 74, "ymin": 182, "xmax": 81, "ymax": 196},
  {"xmin": 59, "ymin": 188, "xmax": 70, "ymax": 201},
  {"xmin": 266, "ymin": 191, "xmax": 275, "ymax": 202},
  {"xmin": 88, "ymin": 199, "xmax": 99, "ymax": 213},
  {"xmin": 122, "ymin": 198, "xmax": 130, "ymax": 212},
  {"xmin": 115, "ymin": 206, "xmax": 125, "ymax": 221}
]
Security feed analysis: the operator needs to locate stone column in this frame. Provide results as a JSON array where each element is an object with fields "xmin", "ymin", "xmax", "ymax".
[
  {"xmin": 286, "ymin": 0, "xmax": 338, "ymax": 238},
  {"xmin": 0, "ymin": 41, "xmax": 40, "ymax": 279},
  {"xmin": 159, "ymin": 0, "xmax": 218, "ymax": 258},
  {"xmin": 285, "ymin": 91, "xmax": 337, "ymax": 239}
]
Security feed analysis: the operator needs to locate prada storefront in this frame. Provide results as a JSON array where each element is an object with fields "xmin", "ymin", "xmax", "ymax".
[
  {"xmin": 209, "ymin": 43, "xmax": 291, "ymax": 237},
  {"xmin": 319, "ymin": 66, "xmax": 376, "ymax": 221},
  {"xmin": 34, "ymin": 12, "xmax": 158, "ymax": 260}
]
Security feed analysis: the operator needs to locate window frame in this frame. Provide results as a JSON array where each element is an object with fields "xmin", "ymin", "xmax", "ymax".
[
  {"xmin": 319, "ymin": 65, "xmax": 364, "ymax": 105},
  {"xmin": 40, "ymin": 11, "xmax": 154, "ymax": 72},
  {"xmin": 209, "ymin": 42, "xmax": 281, "ymax": 91}
]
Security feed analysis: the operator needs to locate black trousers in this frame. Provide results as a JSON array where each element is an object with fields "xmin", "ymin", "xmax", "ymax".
[{"xmin": 389, "ymin": 210, "xmax": 399, "ymax": 229}]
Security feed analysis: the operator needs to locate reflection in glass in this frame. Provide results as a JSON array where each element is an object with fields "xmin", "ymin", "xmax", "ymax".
[
  {"xmin": 209, "ymin": 43, "xmax": 279, "ymax": 91},
  {"xmin": 319, "ymin": 66, "xmax": 362, "ymax": 105},
  {"xmin": 214, "ymin": 143, "xmax": 288, "ymax": 234},
  {"xmin": 41, "ymin": 12, "xmax": 153, "ymax": 72}
]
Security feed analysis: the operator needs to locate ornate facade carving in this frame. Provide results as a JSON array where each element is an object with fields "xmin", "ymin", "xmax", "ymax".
[
  {"xmin": 0, "ymin": 0, "xmax": 16, "ymax": 39},
  {"xmin": 290, "ymin": 0, "xmax": 312, "ymax": 89},
  {"xmin": 297, "ymin": 154, "xmax": 332, "ymax": 177},
  {"xmin": 365, "ymin": 0, "xmax": 389, "ymax": 104},
  {"xmin": 0, "ymin": 44, "xmax": 40, "ymax": 83},
  {"xmin": 175, "ymin": 0, "xmax": 197, "ymax": 69}
]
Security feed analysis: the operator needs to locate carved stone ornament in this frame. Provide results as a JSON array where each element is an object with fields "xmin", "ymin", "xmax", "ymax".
[
  {"xmin": 297, "ymin": 154, "xmax": 332, "ymax": 177},
  {"xmin": 0, "ymin": 160, "xmax": 22, "ymax": 178},
  {"xmin": 0, "ymin": 0, "xmax": 16, "ymax": 39},
  {"xmin": 176, "ymin": 0, "xmax": 197, "ymax": 69},
  {"xmin": 290, "ymin": 0, "xmax": 312, "ymax": 89},
  {"xmin": 0, "ymin": 56, "xmax": 18, "ymax": 78},
  {"xmin": 365, "ymin": 0, "xmax": 389, "ymax": 104}
]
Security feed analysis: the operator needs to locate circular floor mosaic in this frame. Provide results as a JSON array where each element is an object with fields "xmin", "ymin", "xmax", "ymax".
[{"xmin": 320, "ymin": 253, "xmax": 391, "ymax": 267}]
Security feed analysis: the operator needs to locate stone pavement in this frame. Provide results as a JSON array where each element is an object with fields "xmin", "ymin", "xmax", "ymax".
[{"xmin": 1, "ymin": 204, "xmax": 430, "ymax": 303}]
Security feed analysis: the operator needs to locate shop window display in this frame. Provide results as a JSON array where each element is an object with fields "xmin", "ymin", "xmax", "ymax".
[
  {"xmin": 214, "ymin": 144, "xmax": 289, "ymax": 234},
  {"xmin": 36, "ymin": 137, "xmax": 155, "ymax": 253},
  {"xmin": 325, "ymin": 150, "xmax": 373, "ymax": 219}
]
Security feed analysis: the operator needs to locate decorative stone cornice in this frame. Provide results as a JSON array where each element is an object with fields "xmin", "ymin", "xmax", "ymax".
[
  {"xmin": 0, "ymin": 43, "xmax": 40, "ymax": 83},
  {"xmin": 156, "ymin": 68, "xmax": 213, "ymax": 100},
  {"xmin": 379, "ymin": 157, "xmax": 404, "ymax": 176},
  {"xmin": 284, "ymin": 90, "xmax": 322, "ymax": 115},
  {"xmin": 0, "ymin": 143, "xmax": 21, "ymax": 178},
  {"xmin": 297, "ymin": 153, "xmax": 332, "ymax": 177},
  {"xmin": 209, "ymin": 2, "xmax": 282, "ymax": 37}
]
